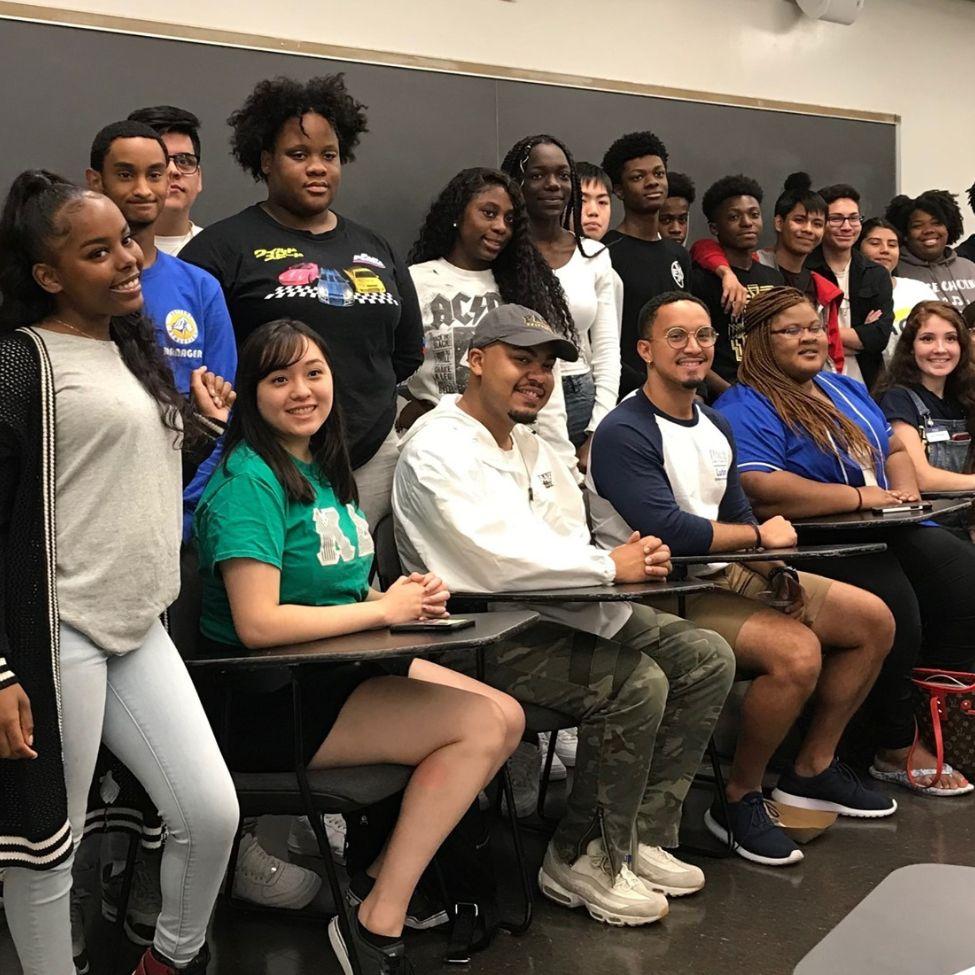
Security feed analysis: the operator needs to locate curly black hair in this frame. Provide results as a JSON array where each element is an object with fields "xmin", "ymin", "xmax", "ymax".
[
  {"xmin": 500, "ymin": 133, "xmax": 594, "ymax": 261},
  {"xmin": 229, "ymin": 74, "xmax": 368, "ymax": 181},
  {"xmin": 408, "ymin": 167, "xmax": 576, "ymax": 343},
  {"xmin": 885, "ymin": 190, "xmax": 965, "ymax": 246},
  {"xmin": 666, "ymin": 170, "xmax": 696, "ymax": 205},
  {"xmin": 601, "ymin": 131, "xmax": 668, "ymax": 186},
  {"xmin": 701, "ymin": 174, "xmax": 762, "ymax": 222}
]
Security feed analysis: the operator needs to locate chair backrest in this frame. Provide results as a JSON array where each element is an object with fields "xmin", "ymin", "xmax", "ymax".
[
  {"xmin": 168, "ymin": 544, "xmax": 203, "ymax": 658},
  {"xmin": 372, "ymin": 514, "xmax": 404, "ymax": 592}
]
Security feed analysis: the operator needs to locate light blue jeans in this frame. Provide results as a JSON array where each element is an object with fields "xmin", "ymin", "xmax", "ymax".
[
  {"xmin": 4, "ymin": 620, "xmax": 238, "ymax": 974},
  {"xmin": 562, "ymin": 370, "xmax": 597, "ymax": 448}
]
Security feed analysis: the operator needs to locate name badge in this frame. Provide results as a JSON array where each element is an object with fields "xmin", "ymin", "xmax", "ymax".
[{"xmin": 926, "ymin": 428, "xmax": 951, "ymax": 443}]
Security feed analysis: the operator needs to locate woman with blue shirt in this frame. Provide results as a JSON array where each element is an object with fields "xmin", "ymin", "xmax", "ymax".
[
  {"xmin": 194, "ymin": 318, "xmax": 523, "ymax": 975},
  {"xmin": 716, "ymin": 287, "xmax": 975, "ymax": 798}
]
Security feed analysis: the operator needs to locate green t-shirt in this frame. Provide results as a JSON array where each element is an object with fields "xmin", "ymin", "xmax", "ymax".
[{"xmin": 194, "ymin": 442, "xmax": 375, "ymax": 646}]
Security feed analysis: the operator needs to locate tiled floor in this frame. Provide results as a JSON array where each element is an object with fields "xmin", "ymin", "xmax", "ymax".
[{"xmin": 3, "ymin": 778, "xmax": 974, "ymax": 975}]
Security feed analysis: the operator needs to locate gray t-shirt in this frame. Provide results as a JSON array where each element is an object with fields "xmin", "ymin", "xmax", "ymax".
[{"xmin": 37, "ymin": 329, "xmax": 182, "ymax": 653}]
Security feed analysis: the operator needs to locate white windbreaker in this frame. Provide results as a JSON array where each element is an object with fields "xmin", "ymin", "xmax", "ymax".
[{"xmin": 393, "ymin": 395, "xmax": 630, "ymax": 637}]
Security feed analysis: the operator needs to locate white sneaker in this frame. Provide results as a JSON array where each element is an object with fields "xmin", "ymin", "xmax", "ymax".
[
  {"xmin": 537, "ymin": 733, "xmax": 567, "ymax": 782},
  {"xmin": 555, "ymin": 728, "xmax": 578, "ymax": 767},
  {"xmin": 503, "ymin": 741, "xmax": 540, "ymax": 818},
  {"xmin": 232, "ymin": 833, "xmax": 322, "ymax": 909},
  {"xmin": 286, "ymin": 814, "xmax": 347, "ymax": 864},
  {"xmin": 634, "ymin": 844, "xmax": 704, "ymax": 897},
  {"xmin": 538, "ymin": 840, "xmax": 668, "ymax": 926}
]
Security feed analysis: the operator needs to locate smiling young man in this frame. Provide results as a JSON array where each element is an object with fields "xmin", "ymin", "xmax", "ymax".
[
  {"xmin": 806, "ymin": 184, "xmax": 893, "ymax": 389},
  {"xmin": 86, "ymin": 120, "xmax": 236, "ymax": 539},
  {"xmin": 658, "ymin": 171, "xmax": 696, "ymax": 247},
  {"xmin": 586, "ymin": 291, "xmax": 896, "ymax": 866},
  {"xmin": 128, "ymin": 105, "xmax": 205, "ymax": 255},
  {"xmin": 601, "ymin": 131, "xmax": 691, "ymax": 397},
  {"xmin": 394, "ymin": 303, "xmax": 734, "ymax": 925},
  {"xmin": 689, "ymin": 175, "xmax": 783, "ymax": 395}
]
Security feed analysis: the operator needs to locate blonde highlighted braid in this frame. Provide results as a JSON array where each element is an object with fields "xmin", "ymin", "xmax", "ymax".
[{"xmin": 739, "ymin": 287, "xmax": 879, "ymax": 470}]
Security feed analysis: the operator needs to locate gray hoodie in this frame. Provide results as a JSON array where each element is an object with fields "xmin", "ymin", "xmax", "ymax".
[{"xmin": 896, "ymin": 247, "xmax": 975, "ymax": 311}]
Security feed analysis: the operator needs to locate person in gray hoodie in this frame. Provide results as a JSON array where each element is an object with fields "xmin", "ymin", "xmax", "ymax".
[{"xmin": 886, "ymin": 190, "xmax": 975, "ymax": 311}]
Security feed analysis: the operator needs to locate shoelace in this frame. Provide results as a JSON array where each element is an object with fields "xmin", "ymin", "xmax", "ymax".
[
  {"xmin": 588, "ymin": 849, "xmax": 644, "ymax": 892},
  {"xmin": 743, "ymin": 793, "xmax": 782, "ymax": 832},
  {"xmin": 827, "ymin": 759, "xmax": 862, "ymax": 789}
]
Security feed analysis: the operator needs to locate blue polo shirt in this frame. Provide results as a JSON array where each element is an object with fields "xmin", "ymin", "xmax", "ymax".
[
  {"xmin": 714, "ymin": 372, "xmax": 891, "ymax": 488},
  {"xmin": 141, "ymin": 251, "xmax": 237, "ymax": 539}
]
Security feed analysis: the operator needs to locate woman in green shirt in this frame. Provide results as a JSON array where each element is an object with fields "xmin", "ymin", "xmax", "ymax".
[{"xmin": 194, "ymin": 317, "xmax": 524, "ymax": 975}]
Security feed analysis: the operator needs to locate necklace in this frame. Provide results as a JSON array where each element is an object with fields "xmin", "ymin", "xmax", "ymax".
[{"xmin": 45, "ymin": 318, "xmax": 103, "ymax": 340}]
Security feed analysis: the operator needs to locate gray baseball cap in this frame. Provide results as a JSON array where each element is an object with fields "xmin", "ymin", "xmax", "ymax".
[{"xmin": 469, "ymin": 304, "xmax": 579, "ymax": 362}]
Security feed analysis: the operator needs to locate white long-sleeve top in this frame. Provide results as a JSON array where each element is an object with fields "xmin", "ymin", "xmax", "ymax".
[
  {"xmin": 393, "ymin": 395, "xmax": 629, "ymax": 637},
  {"xmin": 554, "ymin": 239, "xmax": 621, "ymax": 432},
  {"xmin": 406, "ymin": 259, "xmax": 580, "ymax": 480}
]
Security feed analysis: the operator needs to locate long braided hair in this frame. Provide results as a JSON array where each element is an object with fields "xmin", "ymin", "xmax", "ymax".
[
  {"xmin": 408, "ymin": 166, "xmax": 576, "ymax": 342},
  {"xmin": 739, "ymin": 287, "xmax": 879, "ymax": 469},
  {"xmin": 500, "ymin": 134, "xmax": 592, "ymax": 261}
]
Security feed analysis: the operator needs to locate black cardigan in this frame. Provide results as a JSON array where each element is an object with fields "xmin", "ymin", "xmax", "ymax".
[
  {"xmin": 806, "ymin": 248, "xmax": 894, "ymax": 391},
  {"xmin": 0, "ymin": 328, "xmax": 224, "ymax": 871}
]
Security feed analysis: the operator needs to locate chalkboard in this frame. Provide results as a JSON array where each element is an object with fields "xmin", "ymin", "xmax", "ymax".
[{"xmin": 0, "ymin": 17, "xmax": 896, "ymax": 257}]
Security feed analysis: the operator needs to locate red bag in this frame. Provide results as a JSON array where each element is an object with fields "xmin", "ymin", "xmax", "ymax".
[{"xmin": 911, "ymin": 668, "xmax": 975, "ymax": 782}]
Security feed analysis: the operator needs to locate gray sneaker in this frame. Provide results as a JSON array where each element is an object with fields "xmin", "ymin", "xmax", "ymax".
[
  {"xmin": 538, "ymin": 840, "xmax": 668, "ymax": 927},
  {"xmin": 102, "ymin": 851, "xmax": 162, "ymax": 946},
  {"xmin": 503, "ymin": 741, "xmax": 540, "ymax": 819}
]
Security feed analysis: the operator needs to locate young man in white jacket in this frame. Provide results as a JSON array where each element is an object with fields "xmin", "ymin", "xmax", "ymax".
[{"xmin": 393, "ymin": 304, "xmax": 735, "ymax": 927}]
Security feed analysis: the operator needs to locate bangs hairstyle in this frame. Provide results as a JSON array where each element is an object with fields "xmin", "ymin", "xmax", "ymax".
[
  {"xmin": 857, "ymin": 216, "xmax": 901, "ymax": 248},
  {"xmin": 739, "ymin": 287, "xmax": 880, "ymax": 469},
  {"xmin": 408, "ymin": 167, "xmax": 577, "ymax": 343},
  {"xmin": 876, "ymin": 301, "xmax": 975, "ymax": 437},
  {"xmin": 774, "ymin": 172, "xmax": 826, "ymax": 220},
  {"xmin": 885, "ymin": 190, "xmax": 965, "ymax": 246},
  {"xmin": 223, "ymin": 319, "xmax": 357, "ymax": 505},
  {"xmin": 229, "ymin": 74, "xmax": 368, "ymax": 181},
  {"xmin": 576, "ymin": 161, "xmax": 612, "ymax": 194},
  {"xmin": 127, "ymin": 105, "xmax": 202, "ymax": 159}
]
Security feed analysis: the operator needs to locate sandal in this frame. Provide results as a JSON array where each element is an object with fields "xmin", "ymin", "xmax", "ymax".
[{"xmin": 868, "ymin": 762, "xmax": 974, "ymax": 797}]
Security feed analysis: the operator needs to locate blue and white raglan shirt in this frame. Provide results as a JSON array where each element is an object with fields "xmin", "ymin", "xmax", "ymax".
[
  {"xmin": 586, "ymin": 389, "xmax": 756, "ymax": 572},
  {"xmin": 714, "ymin": 372, "xmax": 891, "ymax": 488},
  {"xmin": 141, "ymin": 251, "xmax": 238, "ymax": 539}
]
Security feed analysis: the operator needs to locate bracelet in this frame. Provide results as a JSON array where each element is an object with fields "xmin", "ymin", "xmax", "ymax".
[
  {"xmin": 854, "ymin": 486, "xmax": 864, "ymax": 512},
  {"xmin": 751, "ymin": 524, "xmax": 764, "ymax": 552}
]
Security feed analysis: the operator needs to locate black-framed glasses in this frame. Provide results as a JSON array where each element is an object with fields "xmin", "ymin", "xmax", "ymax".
[
  {"xmin": 169, "ymin": 152, "xmax": 200, "ymax": 175},
  {"xmin": 654, "ymin": 326, "xmax": 718, "ymax": 349},
  {"xmin": 770, "ymin": 323, "xmax": 826, "ymax": 338},
  {"xmin": 826, "ymin": 214, "xmax": 862, "ymax": 227}
]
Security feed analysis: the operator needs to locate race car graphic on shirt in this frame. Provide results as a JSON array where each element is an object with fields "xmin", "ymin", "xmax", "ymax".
[{"xmin": 266, "ymin": 263, "xmax": 399, "ymax": 306}]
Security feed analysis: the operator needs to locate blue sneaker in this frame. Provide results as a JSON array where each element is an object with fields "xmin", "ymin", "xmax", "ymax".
[
  {"xmin": 704, "ymin": 792, "xmax": 803, "ymax": 866},
  {"xmin": 773, "ymin": 759, "xmax": 896, "ymax": 818}
]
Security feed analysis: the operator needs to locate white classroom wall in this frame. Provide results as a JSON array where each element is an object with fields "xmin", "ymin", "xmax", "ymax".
[{"xmin": 14, "ymin": 0, "xmax": 975, "ymax": 231}]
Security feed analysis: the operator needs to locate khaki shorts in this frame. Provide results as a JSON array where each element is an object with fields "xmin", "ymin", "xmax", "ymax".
[{"xmin": 646, "ymin": 563, "xmax": 833, "ymax": 648}]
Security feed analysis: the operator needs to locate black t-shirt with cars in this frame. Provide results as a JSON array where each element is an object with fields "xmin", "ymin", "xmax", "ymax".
[
  {"xmin": 691, "ymin": 261, "xmax": 784, "ymax": 383},
  {"xmin": 181, "ymin": 205, "xmax": 422, "ymax": 468},
  {"xmin": 603, "ymin": 231, "xmax": 692, "ymax": 396}
]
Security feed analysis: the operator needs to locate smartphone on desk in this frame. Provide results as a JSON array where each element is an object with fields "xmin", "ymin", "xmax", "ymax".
[
  {"xmin": 389, "ymin": 618, "xmax": 476, "ymax": 633},
  {"xmin": 870, "ymin": 502, "xmax": 933, "ymax": 515}
]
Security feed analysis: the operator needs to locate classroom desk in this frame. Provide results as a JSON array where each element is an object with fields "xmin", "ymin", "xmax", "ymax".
[
  {"xmin": 669, "ymin": 542, "xmax": 886, "ymax": 568},
  {"xmin": 183, "ymin": 610, "xmax": 540, "ymax": 670},
  {"xmin": 921, "ymin": 490, "xmax": 975, "ymax": 501},
  {"xmin": 792, "ymin": 497, "xmax": 971, "ymax": 531},
  {"xmin": 450, "ymin": 578, "xmax": 715, "ymax": 604}
]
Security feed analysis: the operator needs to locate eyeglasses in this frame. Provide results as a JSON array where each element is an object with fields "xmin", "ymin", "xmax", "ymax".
[
  {"xmin": 168, "ymin": 152, "xmax": 200, "ymax": 175},
  {"xmin": 770, "ymin": 323, "xmax": 827, "ymax": 338},
  {"xmin": 826, "ymin": 214, "xmax": 862, "ymax": 227},
  {"xmin": 654, "ymin": 326, "xmax": 718, "ymax": 349}
]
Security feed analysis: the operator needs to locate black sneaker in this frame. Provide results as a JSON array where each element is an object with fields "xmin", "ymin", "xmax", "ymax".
[
  {"xmin": 70, "ymin": 889, "xmax": 91, "ymax": 975},
  {"xmin": 704, "ymin": 791, "xmax": 804, "ymax": 866},
  {"xmin": 327, "ymin": 913, "xmax": 414, "ymax": 975},
  {"xmin": 773, "ymin": 759, "xmax": 897, "ymax": 818},
  {"xmin": 347, "ymin": 870, "xmax": 449, "ymax": 931}
]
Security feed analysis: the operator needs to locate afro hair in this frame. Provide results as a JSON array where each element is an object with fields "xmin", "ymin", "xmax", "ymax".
[
  {"xmin": 601, "ymin": 131, "xmax": 668, "ymax": 186},
  {"xmin": 701, "ymin": 174, "xmax": 762, "ymax": 222}
]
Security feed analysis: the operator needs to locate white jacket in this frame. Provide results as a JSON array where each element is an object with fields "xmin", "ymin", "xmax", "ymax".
[{"xmin": 393, "ymin": 396, "xmax": 630, "ymax": 637}]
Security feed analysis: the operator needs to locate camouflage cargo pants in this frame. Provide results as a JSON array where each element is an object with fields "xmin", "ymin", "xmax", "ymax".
[{"xmin": 484, "ymin": 603, "xmax": 734, "ymax": 876}]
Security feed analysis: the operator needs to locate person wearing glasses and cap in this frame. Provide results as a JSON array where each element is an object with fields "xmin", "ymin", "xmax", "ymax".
[
  {"xmin": 586, "ymin": 290, "xmax": 897, "ymax": 868},
  {"xmin": 128, "ymin": 105, "xmax": 206, "ymax": 256},
  {"xmin": 806, "ymin": 184, "xmax": 894, "ymax": 390},
  {"xmin": 394, "ymin": 302, "xmax": 735, "ymax": 928}
]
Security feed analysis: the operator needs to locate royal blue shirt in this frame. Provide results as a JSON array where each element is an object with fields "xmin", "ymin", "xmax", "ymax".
[
  {"xmin": 141, "ymin": 251, "xmax": 237, "ymax": 539},
  {"xmin": 714, "ymin": 372, "xmax": 891, "ymax": 488}
]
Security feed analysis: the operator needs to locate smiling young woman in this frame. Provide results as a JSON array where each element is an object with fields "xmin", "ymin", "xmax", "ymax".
[{"xmin": 181, "ymin": 74, "xmax": 423, "ymax": 527}]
